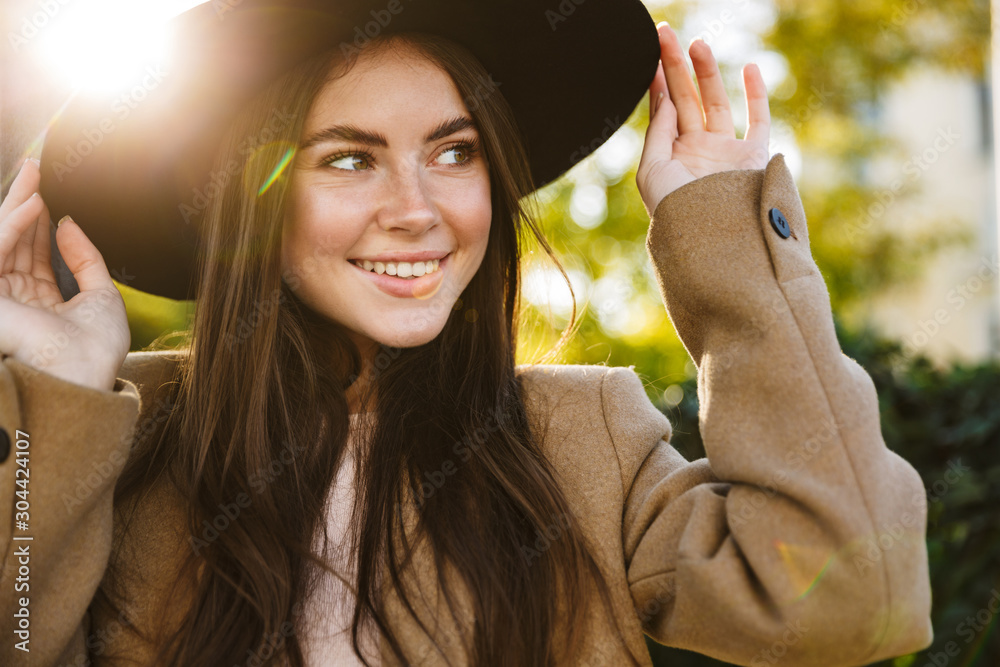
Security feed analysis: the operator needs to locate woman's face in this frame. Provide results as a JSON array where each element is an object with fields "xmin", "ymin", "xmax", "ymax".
[{"xmin": 282, "ymin": 43, "xmax": 492, "ymax": 355}]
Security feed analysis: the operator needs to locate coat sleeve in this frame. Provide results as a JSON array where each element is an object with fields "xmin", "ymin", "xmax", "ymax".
[
  {"xmin": 0, "ymin": 357, "xmax": 141, "ymax": 666},
  {"xmin": 613, "ymin": 154, "xmax": 933, "ymax": 666}
]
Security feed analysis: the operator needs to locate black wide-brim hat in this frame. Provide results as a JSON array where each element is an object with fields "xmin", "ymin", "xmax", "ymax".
[{"xmin": 39, "ymin": 0, "xmax": 660, "ymax": 300}]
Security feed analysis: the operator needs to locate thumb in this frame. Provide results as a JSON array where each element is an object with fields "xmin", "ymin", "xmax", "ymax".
[
  {"xmin": 640, "ymin": 88, "xmax": 678, "ymax": 167},
  {"xmin": 55, "ymin": 216, "xmax": 115, "ymax": 293}
]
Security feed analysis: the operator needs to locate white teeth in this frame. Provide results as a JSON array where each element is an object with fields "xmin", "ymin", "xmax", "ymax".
[{"xmin": 353, "ymin": 258, "xmax": 442, "ymax": 278}]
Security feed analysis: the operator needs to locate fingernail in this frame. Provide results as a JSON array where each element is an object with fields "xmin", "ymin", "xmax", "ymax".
[
  {"xmin": 655, "ymin": 91, "xmax": 664, "ymax": 114},
  {"xmin": 29, "ymin": 158, "xmax": 40, "ymax": 167},
  {"xmin": 58, "ymin": 215, "xmax": 72, "ymax": 228}
]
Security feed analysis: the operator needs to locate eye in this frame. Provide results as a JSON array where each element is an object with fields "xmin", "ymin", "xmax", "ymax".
[
  {"xmin": 324, "ymin": 149, "xmax": 374, "ymax": 171},
  {"xmin": 436, "ymin": 140, "xmax": 480, "ymax": 166}
]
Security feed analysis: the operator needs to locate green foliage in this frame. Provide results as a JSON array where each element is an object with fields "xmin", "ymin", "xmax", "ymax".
[
  {"xmin": 763, "ymin": 0, "xmax": 990, "ymax": 325},
  {"xmin": 117, "ymin": 280, "xmax": 193, "ymax": 350}
]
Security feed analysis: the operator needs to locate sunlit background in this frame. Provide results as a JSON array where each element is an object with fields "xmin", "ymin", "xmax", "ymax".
[
  {"xmin": 36, "ymin": 0, "xmax": 198, "ymax": 91},
  {"xmin": 1, "ymin": 0, "xmax": 997, "ymax": 665}
]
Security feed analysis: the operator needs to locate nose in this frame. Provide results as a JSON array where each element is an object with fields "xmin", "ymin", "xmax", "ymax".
[{"xmin": 377, "ymin": 166, "xmax": 439, "ymax": 234}]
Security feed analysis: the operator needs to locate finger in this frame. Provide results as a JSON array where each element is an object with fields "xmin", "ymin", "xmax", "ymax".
[
  {"xmin": 0, "ymin": 158, "xmax": 41, "ymax": 222},
  {"xmin": 56, "ymin": 217, "xmax": 116, "ymax": 293},
  {"xmin": 690, "ymin": 39, "xmax": 735, "ymax": 137},
  {"xmin": 31, "ymin": 202, "xmax": 56, "ymax": 284},
  {"xmin": 12, "ymin": 205, "xmax": 40, "ymax": 274},
  {"xmin": 657, "ymin": 23, "xmax": 704, "ymax": 135},
  {"xmin": 743, "ymin": 63, "xmax": 771, "ymax": 147},
  {"xmin": 0, "ymin": 194, "xmax": 45, "ymax": 273},
  {"xmin": 641, "ymin": 67, "xmax": 678, "ymax": 164},
  {"xmin": 649, "ymin": 61, "xmax": 667, "ymax": 119}
]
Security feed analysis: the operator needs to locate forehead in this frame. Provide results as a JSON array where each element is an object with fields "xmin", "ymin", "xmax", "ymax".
[{"xmin": 305, "ymin": 43, "xmax": 467, "ymax": 128}]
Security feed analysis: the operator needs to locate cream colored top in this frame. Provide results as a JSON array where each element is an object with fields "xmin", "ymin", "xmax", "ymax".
[{"xmin": 301, "ymin": 413, "xmax": 381, "ymax": 666}]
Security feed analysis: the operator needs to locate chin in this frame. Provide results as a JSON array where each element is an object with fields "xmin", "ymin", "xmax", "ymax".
[{"xmin": 365, "ymin": 325, "xmax": 446, "ymax": 350}]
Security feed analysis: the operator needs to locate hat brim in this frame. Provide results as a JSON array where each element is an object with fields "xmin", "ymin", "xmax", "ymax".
[{"xmin": 39, "ymin": 0, "xmax": 660, "ymax": 299}]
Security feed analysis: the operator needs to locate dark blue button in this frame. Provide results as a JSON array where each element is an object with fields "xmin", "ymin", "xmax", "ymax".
[
  {"xmin": 0, "ymin": 428, "xmax": 9, "ymax": 464},
  {"xmin": 769, "ymin": 208, "xmax": 791, "ymax": 239}
]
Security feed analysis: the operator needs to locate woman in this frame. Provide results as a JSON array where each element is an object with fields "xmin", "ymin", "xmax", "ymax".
[{"xmin": 0, "ymin": 1, "xmax": 932, "ymax": 665}]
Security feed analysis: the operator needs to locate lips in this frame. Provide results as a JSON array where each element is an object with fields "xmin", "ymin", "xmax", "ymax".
[{"xmin": 350, "ymin": 253, "xmax": 448, "ymax": 299}]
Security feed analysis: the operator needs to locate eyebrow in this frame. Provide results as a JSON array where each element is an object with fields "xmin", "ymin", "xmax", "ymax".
[{"xmin": 300, "ymin": 115, "xmax": 477, "ymax": 150}]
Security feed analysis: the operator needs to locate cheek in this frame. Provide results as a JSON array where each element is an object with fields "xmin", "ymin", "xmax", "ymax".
[
  {"xmin": 280, "ymin": 213, "xmax": 314, "ymax": 284},
  {"xmin": 451, "ymin": 179, "xmax": 493, "ymax": 250},
  {"xmin": 282, "ymin": 198, "xmax": 340, "ymax": 290},
  {"xmin": 282, "ymin": 184, "xmax": 358, "ymax": 269},
  {"xmin": 281, "ymin": 181, "xmax": 307, "ymax": 271}
]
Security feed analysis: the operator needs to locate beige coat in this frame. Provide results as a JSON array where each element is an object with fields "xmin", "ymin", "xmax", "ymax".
[{"xmin": 0, "ymin": 155, "xmax": 933, "ymax": 666}]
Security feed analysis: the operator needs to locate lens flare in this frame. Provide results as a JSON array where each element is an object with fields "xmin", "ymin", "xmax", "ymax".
[
  {"xmin": 35, "ymin": 0, "xmax": 205, "ymax": 94},
  {"xmin": 258, "ymin": 145, "xmax": 297, "ymax": 197}
]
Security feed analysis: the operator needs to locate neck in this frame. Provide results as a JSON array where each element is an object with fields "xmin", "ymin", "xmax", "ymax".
[{"xmin": 345, "ymin": 334, "xmax": 380, "ymax": 415}]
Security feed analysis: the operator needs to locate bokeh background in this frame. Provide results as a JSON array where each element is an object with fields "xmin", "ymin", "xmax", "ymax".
[{"xmin": 1, "ymin": 0, "xmax": 997, "ymax": 665}]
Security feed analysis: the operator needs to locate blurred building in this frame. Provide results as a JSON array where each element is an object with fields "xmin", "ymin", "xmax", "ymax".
[{"xmin": 864, "ymin": 67, "xmax": 999, "ymax": 364}]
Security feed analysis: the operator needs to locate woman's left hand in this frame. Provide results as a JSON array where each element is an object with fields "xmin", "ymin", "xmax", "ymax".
[{"xmin": 636, "ymin": 22, "xmax": 771, "ymax": 217}]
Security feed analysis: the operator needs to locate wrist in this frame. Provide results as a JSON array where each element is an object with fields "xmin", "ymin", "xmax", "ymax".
[{"xmin": 30, "ymin": 355, "xmax": 123, "ymax": 393}]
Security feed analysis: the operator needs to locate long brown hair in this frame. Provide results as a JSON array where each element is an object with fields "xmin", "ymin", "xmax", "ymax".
[{"xmin": 109, "ymin": 32, "xmax": 629, "ymax": 666}]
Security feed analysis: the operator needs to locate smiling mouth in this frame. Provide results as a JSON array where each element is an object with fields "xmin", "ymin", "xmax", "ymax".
[{"xmin": 349, "ymin": 257, "xmax": 445, "ymax": 279}]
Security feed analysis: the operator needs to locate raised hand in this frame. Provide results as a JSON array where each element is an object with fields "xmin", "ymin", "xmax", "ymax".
[
  {"xmin": 0, "ymin": 159, "xmax": 130, "ymax": 392},
  {"xmin": 636, "ymin": 22, "xmax": 771, "ymax": 216}
]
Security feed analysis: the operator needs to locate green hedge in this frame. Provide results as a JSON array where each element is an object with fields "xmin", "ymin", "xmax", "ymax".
[{"xmin": 647, "ymin": 323, "xmax": 1000, "ymax": 666}]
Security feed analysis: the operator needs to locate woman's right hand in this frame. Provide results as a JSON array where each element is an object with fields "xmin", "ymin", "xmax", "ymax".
[{"xmin": 0, "ymin": 159, "xmax": 130, "ymax": 392}]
